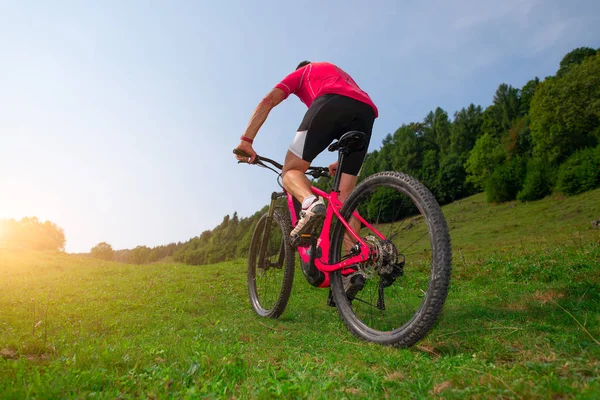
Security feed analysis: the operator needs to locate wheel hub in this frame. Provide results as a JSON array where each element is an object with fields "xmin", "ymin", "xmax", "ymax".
[{"xmin": 365, "ymin": 236, "xmax": 399, "ymax": 274}]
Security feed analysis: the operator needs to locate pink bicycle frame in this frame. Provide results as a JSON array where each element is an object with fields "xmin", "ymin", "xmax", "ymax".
[{"xmin": 288, "ymin": 186, "xmax": 387, "ymax": 288}]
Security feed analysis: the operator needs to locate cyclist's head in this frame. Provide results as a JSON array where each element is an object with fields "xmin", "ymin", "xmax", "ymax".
[{"xmin": 296, "ymin": 61, "xmax": 311, "ymax": 70}]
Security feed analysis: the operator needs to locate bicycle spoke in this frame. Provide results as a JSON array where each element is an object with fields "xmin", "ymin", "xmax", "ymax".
[
  {"xmin": 386, "ymin": 199, "xmax": 404, "ymax": 237},
  {"xmin": 400, "ymin": 232, "xmax": 429, "ymax": 254},
  {"xmin": 353, "ymin": 295, "xmax": 378, "ymax": 309}
]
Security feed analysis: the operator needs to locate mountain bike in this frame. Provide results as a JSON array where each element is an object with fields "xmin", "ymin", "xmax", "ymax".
[{"xmin": 233, "ymin": 131, "xmax": 452, "ymax": 347}]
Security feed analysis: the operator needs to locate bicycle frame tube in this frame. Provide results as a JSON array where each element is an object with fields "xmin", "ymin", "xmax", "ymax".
[{"xmin": 289, "ymin": 186, "xmax": 387, "ymax": 282}]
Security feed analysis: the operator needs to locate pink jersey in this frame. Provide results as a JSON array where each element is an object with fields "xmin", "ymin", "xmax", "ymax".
[{"xmin": 275, "ymin": 62, "xmax": 378, "ymax": 117}]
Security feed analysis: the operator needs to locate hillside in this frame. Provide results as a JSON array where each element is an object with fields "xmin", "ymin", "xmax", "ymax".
[
  {"xmin": 418, "ymin": 188, "xmax": 600, "ymax": 254},
  {"xmin": 1, "ymin": 190, "xmax": 599, "ymax": 398}
]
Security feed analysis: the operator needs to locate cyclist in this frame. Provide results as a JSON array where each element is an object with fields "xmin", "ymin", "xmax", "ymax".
[
  {"xmin": 235, "ymin": 61, "xmax": 377, "ymax": 232},
  {"xmin": 235, "ymin": 61, "xmax": 378, "ymax": 298}
]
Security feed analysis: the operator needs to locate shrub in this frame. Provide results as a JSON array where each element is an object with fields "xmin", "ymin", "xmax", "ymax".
[
  {"xmin": 517, "ymin": 158, "xmax": 555, "ymax": 201},
  {"xmin": 555, "ymin": 146, "xmax": 600, "ymax": 195},
  {"xmin": 485, "ymin": 157, "xmax": 527, "ymax": 203}
]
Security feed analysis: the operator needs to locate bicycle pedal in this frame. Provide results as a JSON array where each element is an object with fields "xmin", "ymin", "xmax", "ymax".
[
  {"xmin": 299, "ymin": 234, "xmax": 313, "ymax": 245},
  {"xmin": 290, "ymin": 234, "xmax": 308, "ymax": 247}
]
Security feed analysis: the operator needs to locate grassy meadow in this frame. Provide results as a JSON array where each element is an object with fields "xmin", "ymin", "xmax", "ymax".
[{"xmin": 1, "ymin": 189, "xmax": 600, "ymax": 399}]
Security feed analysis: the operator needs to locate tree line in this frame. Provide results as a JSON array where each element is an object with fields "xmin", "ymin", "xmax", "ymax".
[
  {"xmin": 92, "ymin": 46, "xmax": 600, "ymax": 265},
  {"xmin": 89, "ymin": 241, "xmax": 186, "ymax": 264},
  {"xmin": 89, "ymin": 209, "xmax": 267, "ymax": 265}
]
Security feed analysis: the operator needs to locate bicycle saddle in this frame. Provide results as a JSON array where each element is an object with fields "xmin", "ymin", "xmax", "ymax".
[{"xmin": 328, "ymin": 131, "xmax": 367, "ymax": 154}]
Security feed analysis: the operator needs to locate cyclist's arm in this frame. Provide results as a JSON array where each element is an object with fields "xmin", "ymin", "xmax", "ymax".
[{"xmin": 242, "ymin": 88, "xmax": 286, "ymax": 140}]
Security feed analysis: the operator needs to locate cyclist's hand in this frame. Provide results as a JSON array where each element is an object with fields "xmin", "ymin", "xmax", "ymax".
[
  {"xmin": 235, "ymin": 141, "xmax": 257, "ymax": 163},
  {"xmin": 328, "ymin": 161, "xmax": 338, "ymax": 176}
]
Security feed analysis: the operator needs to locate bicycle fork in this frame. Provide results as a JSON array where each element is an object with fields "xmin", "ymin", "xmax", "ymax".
[{"xmin": 257, "ymin": 192, "xmax": 287, "ymax": 269}]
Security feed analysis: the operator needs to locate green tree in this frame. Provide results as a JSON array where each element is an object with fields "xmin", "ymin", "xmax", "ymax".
[
  {"xmin": 504, "ymin": 116, "xmax": 533, "ymax": 158},
  {"xmin": 377, "ymin": 135, "xmax": 394, "ymax": 171},
  {"xmin": 421, "ymin": 108, "xmax": 451, "ymax": 155},
  {"xmin": 389, "ymin": 125, "xmax": 423, "ymax": 174},
  {"xmin": 465, "ymin": 133, "xmax": 506, "ymax": 190},
  {"xmin": 358, "ymin": 149, "xmax": 379, "ymax": 181},
  {"xmin": 556, "ymin": 47, "xmax": 598, "ymax": 77},
  {"xmin": 436, "ymin": 153, "xmax": 471, "ymax": 203},
  {"xmin": 450, "ymin": 104, "xmax": 483, "ymax": 157},
  {"xmin": 129, "ymin": 246, "xmax": 152, "ymax": 264},
  {"xmin": 420, "ymin": 149, "xmax": 439, "ymax": 195},
  {"xmin": 227, "ymin": 212, "xmax": 239, "ymax": 240},
  {"xmin": 481, "ymin": 84, "xmax": 521, "ymax": 138},
  {"xmin": 90, "ymin": 242, "xmax": 114, "ymax": 261},
  {"xmin": 519, "ymin": 77, "xmax": 540, "ymax": 116},
  {"xmin": 0, "ymin": 217, "xmax": 66, "ymax": 251},
  {"xmin": 529, "ymin": 53, "xmax": 600, "ymax": 163},
  {"xmin": 485, "ymin": 157, "xmax": 526, "ymax": 203}
]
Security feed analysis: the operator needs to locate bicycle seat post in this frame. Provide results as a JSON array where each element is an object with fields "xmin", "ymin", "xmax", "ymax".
[
  {"xmin": 331, "ymin": 151, "xmax": 346, "ymax": 193},
  {"xmin": 328, "ymin": 131, "xmax": 367, "ymax": 192}
]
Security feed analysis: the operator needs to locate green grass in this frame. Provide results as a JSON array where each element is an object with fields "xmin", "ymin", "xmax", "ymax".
[{"xmin": 1, "ymin": 189, "xmax": 600, "ymax": 399}]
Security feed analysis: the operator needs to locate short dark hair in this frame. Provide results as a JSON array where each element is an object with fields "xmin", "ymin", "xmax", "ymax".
[{"xmin": 296, "ymin": 61, "xmax": 311, "ymax": 70}]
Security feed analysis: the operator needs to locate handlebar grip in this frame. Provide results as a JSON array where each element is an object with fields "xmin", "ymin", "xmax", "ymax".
[
  {"xmin": 233, "ymin": 148, "xmax": 261, "ymax": 165},
  {"xmin": 233, "ymin": 148, "xmax": 251, "ymax": 158}
]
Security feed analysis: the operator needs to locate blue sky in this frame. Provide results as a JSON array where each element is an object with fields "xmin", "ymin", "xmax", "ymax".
[{"xmin": 1, "ymin": 0, "xmax": 599, "ymax": 253}]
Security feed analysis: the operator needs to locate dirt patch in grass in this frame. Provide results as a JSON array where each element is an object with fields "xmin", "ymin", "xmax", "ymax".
[
  {"xmin": 343, "ymin": 387, "xmax": 363, "ymax": 396},
  {"xmin": 1, "ymin": 347, "xmax": 17, "ymax": 359},
  {"xmin": 504, "ymin": 300, "xmax": 528, "ymax": 311},
  {"xmin": 239, "ymin": 334, "xmax": 253, "ymax": 343},
  {"xmin": 24, "ymin": 354, "xmax": 51, "ymax": 363},
  {"xmin": 384, "ymin": 370, "xmax": 406, "ymax": 382},
  {"xmin": 1, "ymin": 347, "xmax": 52, "ymax": 363},
  {"xmin": 533, "ymin": 290, "xmax": 565, "ymax": 304},
  {"xmin": 431, "ymin": 380, "xmax": 451, "ymax": 396},
  {"xmin": 415, "ymin": 343, "xmax": 441, "ymax": 357}
]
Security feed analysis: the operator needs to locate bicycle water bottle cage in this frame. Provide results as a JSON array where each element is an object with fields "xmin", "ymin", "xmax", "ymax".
[{"xmin": 328, "ymin": 131, "xmax": 367, "ymax": 154}]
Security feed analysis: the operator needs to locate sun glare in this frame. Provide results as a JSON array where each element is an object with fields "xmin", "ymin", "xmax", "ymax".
[{"xmin": 0, "ymin": 221, "xmax": 7, "ymax": 243}]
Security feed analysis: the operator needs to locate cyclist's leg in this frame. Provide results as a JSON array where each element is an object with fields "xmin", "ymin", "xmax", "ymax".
[
  {"xmin": 337, "ymin": 105, "xmax": 375, "ymax": 252},
  {"xmin": 281, "ymin": 151, "xmax": 311, "ymax": 203},
  {"xmin": 338, "ymin": 174, "xmax": 358, "ymax": 202},
  {"xmin": 338, "ymin": 173, "xmax": 360, "ymax": 251},
  {"xmin": 285, "ymin": 95, "xmax": 348, "ymax": 238},
  {"xmin": 282, "ymin": 152, "xmax": 312, "ymax": 202}
]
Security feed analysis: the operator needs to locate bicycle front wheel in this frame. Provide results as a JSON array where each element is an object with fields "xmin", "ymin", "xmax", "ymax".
[
  {"xmin": 329, "ymin": 171, "xmax": 452, "ymax": 347},
  {"xmin": 248, "ymin": 211, "xmax": 295, "ymax": 318}
]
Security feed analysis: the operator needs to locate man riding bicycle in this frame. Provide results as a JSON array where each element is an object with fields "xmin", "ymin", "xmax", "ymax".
[
  {"xmin": 234, "ymin": 61, "xmax": 378, "ymax": 239},
  {"xmin": 235, "ymin": 61, "xmax": 378, "ymax": 301},
  {"xmin": 235, "ymin": 65, "xmax": 451, "ymax": 342}
]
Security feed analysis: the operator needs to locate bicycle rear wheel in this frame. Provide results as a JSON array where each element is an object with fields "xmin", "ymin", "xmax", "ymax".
[
  {"xmin": 248, "ymin": 211, "xmax": 295, "ymax": 318},
  {"xmin": 329, "ymin": 171, "xmax": 451, "ymax": 347}
]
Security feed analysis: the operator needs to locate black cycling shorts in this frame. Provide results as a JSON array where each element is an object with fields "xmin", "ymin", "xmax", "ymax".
[{"xmin": 289, "ymin": 94, "xmax": 375, "ymax": 176}]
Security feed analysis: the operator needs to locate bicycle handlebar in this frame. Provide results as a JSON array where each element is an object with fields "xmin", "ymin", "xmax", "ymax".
[{"xmin": 233, "ymin": 149, "xmax": 330, "ymax": 179}]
